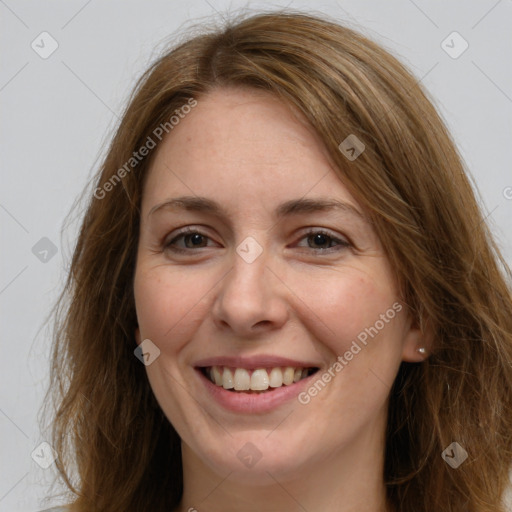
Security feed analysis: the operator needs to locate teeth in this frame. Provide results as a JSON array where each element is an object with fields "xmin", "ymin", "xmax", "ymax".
[
  {"xmin": 234, "ymin": 368, "xmax": 250, "ymax": 390},
  {"xmin": 212, "ymin": 366, "xmax": 223, "ymax": 386},
  {"xmin": 206, "ymin": 366, "xmax": 315, "ymax": 391},
  {"xmin": 283, "ymin": 367, "xmax": 295, "ymax": 385},
  {"xmin": 251, "ymin": 369, "xmax": 269, "ymax": 390},
  {"xmin": 222, "ymin": 367, "xmax": 234, "ymax": 389},
  {"xmin": 269, "ymin": 368, "xmax": 283, "ymax": 388}
]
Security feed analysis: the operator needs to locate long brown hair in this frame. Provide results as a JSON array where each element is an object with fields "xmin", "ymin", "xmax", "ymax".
[{"xmin": 42, "ymin": 9, "xmax": 512, "ymax": 512}]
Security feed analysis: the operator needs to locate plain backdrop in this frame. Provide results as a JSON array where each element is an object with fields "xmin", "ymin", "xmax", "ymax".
[{"xmin": 1, "ymin": 1, "xmax": 511, "ymax": 511}]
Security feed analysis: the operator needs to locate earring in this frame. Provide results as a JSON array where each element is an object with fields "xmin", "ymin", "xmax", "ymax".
[{"xmin": 417, "ymin": 347, "xmax": 427, "ymax": 355}]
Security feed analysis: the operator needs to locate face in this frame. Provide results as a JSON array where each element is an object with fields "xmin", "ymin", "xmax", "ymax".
[{"xmin": 134, "ymin": 87, "xmax": 424, "ymax": 484}]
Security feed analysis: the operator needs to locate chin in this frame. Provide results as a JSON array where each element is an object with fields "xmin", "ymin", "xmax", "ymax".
[{"xmin": 196, "ymin": 438, "xmax": 313, "ymax": 485}]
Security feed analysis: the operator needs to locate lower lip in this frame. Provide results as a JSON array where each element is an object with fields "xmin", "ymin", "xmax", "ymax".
[{"xmin": 195, "ymin": 368, "xmax": 319, "ymax": 414}]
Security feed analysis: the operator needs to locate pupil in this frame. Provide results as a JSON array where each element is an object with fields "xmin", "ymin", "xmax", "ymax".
[
  {"xmin": 312, "ymin": 233, "xmax": 329, "ymax": 248},
  {"xmin": 189, "ymin": 234, "xmax": 203, "ymax": 246}
]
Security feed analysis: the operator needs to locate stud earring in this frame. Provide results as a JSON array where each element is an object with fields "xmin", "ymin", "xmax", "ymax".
[{"xmin": 417, "ymin": 347, "xmax": 427, "ymax": 355}]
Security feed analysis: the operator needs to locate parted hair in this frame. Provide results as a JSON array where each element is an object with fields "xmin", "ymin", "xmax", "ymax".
[{"xmin": 42, "ymin": 9, "xmax": 512, "ymax": 512}]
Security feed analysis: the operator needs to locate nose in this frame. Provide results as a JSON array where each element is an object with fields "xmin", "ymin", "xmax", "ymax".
[{"xmin": 211, "ymin": 241, "xmax": 289, "ymax": 337}]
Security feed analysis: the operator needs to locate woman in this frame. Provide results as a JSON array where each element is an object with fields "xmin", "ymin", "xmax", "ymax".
[{"xmin": 40, "ymin": 10, "xmax": 512, "ymax": 512}]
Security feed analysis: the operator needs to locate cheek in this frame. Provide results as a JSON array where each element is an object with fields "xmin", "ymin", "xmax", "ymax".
[
  {"xmin": 289, "ymin": 267, "xmax": 401, "ymax": 358},
  {"xmin": 133, "ymin": 264, "xmax": 214, "ymax": 352}
]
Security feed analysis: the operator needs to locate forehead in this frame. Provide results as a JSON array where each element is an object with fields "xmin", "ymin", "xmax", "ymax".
[{"xmin": 141, "ymin": 87, "xmax": 358, "ymax": 216}]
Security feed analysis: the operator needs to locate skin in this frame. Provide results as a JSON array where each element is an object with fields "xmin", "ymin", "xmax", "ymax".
[{"xmin": 134, "ymin": 87, "xmax": 429, "ymax": 512}]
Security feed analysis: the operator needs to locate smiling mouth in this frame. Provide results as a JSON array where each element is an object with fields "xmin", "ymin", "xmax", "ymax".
[{"xmin": 198, "ymin": 365, "xmax": 320, "ymax": 393}]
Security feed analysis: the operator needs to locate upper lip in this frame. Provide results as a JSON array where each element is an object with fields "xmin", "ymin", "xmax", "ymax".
[{"xmin": 194, "ymin": 355, "xmax": 321, "ymax": 369}]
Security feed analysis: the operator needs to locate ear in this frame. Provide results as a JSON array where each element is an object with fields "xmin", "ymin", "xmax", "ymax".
[{"xmin": 401, "ymin": 313, "xmax": 432, "ymax": 363}]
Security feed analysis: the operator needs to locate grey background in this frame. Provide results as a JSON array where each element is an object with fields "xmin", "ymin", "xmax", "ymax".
[{"xmin": 1, "ymin": 1, "xmax": 511, "ymax": 510}]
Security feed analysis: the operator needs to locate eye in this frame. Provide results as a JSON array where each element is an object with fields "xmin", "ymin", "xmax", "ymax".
[
  {"xmin": 163, "ymin": 227, "xmax": 350, "ymax": 254},
  {"xmin": 164, "ymin": 227, "xmax": 214, "ymax": 253},
  {"xmin": 296, "ymin": 229, "xmax": 350, "ymax": 253}
]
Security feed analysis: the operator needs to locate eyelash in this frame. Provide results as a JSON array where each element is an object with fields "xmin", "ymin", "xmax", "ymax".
[{"xmin": 163, "ymin": 227, "xmax": 350, "ymax": 254}]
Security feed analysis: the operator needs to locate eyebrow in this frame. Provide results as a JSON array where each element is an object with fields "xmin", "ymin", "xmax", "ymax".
[{"xmin": 148, "ymin": 195, "xmax": 366, "ymax": 222}]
